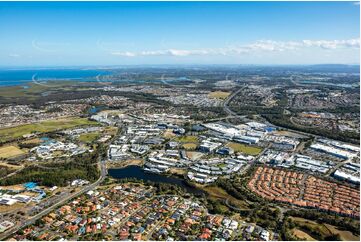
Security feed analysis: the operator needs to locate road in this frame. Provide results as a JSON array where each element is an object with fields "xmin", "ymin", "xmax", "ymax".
[
  {"xmin": 0, "ymin": 159, "xmax": 107, "ymax": 240},
  {"xmin": 223, "ymin": 86, "xmax": 249, "ymax": 122},
  {"xmin": 223, "ymin": 87, "xmax": 324, "ymax": 140}
]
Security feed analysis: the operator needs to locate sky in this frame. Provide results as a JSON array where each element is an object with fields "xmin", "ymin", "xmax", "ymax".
[{"xmin": 0, "ymin": 1, "xmax": 360, "ymax": 66}]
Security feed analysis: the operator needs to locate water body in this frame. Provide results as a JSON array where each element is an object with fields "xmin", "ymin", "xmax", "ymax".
[
  {"xmin": 108, "ymin": 165, "xmax": 204, "ymax": 195},
  {"xmin": 0, "ymin": 69, "xmax": 112, "ymax": 87},
  {"xmin": 88, "ymin": 106, "xmax": 107, "ymax": 115}
]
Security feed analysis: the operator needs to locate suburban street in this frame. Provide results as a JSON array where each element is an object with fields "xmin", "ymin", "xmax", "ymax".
[{"xmin": 0, "ymin": 159, "xmax": 107, "ymax": 240}]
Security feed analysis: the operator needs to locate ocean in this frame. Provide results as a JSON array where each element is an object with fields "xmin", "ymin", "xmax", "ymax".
[{"xmin": 0, "ymin": 68, "xmax": 112, "ymax": 87}]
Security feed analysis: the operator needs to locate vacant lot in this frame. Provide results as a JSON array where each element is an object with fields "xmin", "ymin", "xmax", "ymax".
[
  {"xmin": 226, "ymin": 142, "xmax": 262, "ymax": 155},
  {"xmin": 0, "ymin": 118, "xmax": 97, "ymax": 142},
  {"xmin": 0, "ymin": 146, "xmax": 25, "ymax": 158},
  {"xmin": 208, "ymin": 91, "xmax": 231, "ymax": 99},
  {"xmin": 79, "ymin": 132, "xmax": 100, "ymax": 143}
]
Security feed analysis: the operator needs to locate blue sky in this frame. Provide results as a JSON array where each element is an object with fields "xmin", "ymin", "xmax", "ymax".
[{"xmin": 0, "ymin": 1, "xmax": 359, "ymax": 66}]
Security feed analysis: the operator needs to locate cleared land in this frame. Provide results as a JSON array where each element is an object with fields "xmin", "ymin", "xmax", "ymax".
[
  {"xmin": 0, "ymin": 118, "xmax": 97, "ymax": 142},
  {"xmin": 0, "ymin": 146, "xmax": 25, "ymax": 158},
  {"xmin": 185, "ymin": 151, "xmax": 204, "ymax": 160},
  {"xmin": 226, "ymin": 142, "xmax": 262, "ymax": 155},
  {"xmin": 208, "ymin": 91, "xmax": 231, "ymax": 99},
  {"xmin": 175, "ymin": 135, "xmax": 198, "ymax": 143}
]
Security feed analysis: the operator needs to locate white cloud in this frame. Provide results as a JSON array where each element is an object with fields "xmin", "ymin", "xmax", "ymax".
[
  {"xmin": 111, "ymin": 51, "xmax": 137, "ymax": 57},
  {"xmin": 110, "ymin": 38, "xmax": 360, "ymax": 57}
]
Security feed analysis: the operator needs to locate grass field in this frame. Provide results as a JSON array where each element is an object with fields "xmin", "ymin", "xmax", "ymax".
[
  {"xmin": 226, "ymin": 142, "xmax": 262, "ymax": 155},
  {"xmin": 78, "ymin": 132, "xmax": 100, "ymax": 143},
  {"xmin": 0, "ymin": 146, "xmax": 25, "ymax": 158},
  {"xmin": 0, "ymin": 81, "xmax": 80, "ymax": 99},
  {"xmin": 0, "ymin": 118, "xmax": 97, "ymax": 142},
  {"xmin": 208, "ymin": 91, "xmax": 231, "ymax": 99},
  {"xmin": 175, "ymin": 135, "xmax": 198, "ymax": 143},
  {"xmin": 201, "ymin": 185, "xmax": 249, "ymax": 209}
]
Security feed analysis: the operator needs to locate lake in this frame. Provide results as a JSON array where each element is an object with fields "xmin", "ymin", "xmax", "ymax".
[{"xmin": 108, "ymin": 165, "xmax": 204, "ymax": 195}]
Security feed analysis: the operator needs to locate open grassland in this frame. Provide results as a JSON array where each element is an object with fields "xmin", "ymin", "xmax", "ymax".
[
  {"xmin": 0, "ymin": 145, "xmax": 25, "ymax": 158},
  {"xmin": 208, "ymin": 91, "xmax": 231, "ymax": 99},
  {"xmin": 226, "ymin": 142, "xmax": 262, "ymax": 155},
  {"xmin": 107, "ymin": 159, "xmax": 143, "ymax": 168},
  {"xmin": 0, "ymin": 118, "xmax": 97, "ymax": 142},
  {"xmin": 175, "ymin": 135, "xmax": 198, "ymax": 143}
]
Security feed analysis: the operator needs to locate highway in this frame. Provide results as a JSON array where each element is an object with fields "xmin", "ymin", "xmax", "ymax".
[
  {"xmin": 0, "ymin": 159, "xmax": 107, "ymax": 240},
  {"xmin": 223, "ymin": 86, "xmax": 246, "ymax": 119}
]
